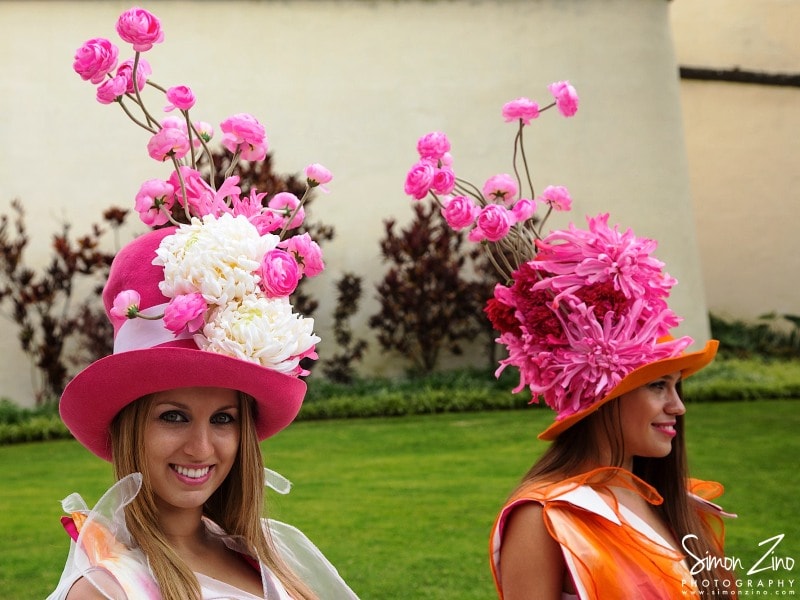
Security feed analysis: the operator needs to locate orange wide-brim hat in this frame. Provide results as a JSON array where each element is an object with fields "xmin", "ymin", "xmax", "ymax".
[
  {"xmin": 60, "ymin": 227, "xmax": 307, "ymax": 461},
  {"xmin": 537, "ymin": 339, "xmax": 718, "ymax": 440}
]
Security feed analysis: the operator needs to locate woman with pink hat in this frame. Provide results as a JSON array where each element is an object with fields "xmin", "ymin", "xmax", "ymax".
[
  {"xmin": 49, "ymin": 7, "xmax": 355, "ymax": 600},
  {"xmin": 405, "ymin": 84, "xmax": 738, "ymax": 599}
]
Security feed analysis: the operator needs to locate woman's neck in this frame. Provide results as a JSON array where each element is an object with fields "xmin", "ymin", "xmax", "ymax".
[{"xmin": 154, "ymin": 503, "xmax": 207, "ymax": 553}]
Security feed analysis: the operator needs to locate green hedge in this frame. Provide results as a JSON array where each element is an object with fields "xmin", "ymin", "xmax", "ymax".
[{"xmin": 1, "ymin": 358, "xmax": 799, "ymax": 446}]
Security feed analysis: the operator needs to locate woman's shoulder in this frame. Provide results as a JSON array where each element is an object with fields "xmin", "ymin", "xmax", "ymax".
[{"xmin": 62, "ymin": 571, "xmax": 129, "ymax": 600}]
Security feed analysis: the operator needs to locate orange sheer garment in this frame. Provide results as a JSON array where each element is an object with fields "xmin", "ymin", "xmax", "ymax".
[{"xmin": 490, "ymin": 467, "xmax": 730, "ymax": 600}]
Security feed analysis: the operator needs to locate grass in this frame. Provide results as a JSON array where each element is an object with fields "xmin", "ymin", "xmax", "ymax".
[{"xmin": 0, "ymin": 401, "xmax": 797, "ymax": 598}]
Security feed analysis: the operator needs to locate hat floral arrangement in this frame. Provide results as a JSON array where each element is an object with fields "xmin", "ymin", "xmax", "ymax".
[
  {"xmin": 404, "ymin": 82, "xmax": 696, "ymax": 428},
  {"xmin": 73, "ymin": 6, "xmax": 331, "ymax": 377}
]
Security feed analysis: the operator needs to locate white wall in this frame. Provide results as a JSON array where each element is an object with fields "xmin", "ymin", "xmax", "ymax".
[
  {"xmin": 671, "ymin": 0, "xmax": 800, "ymax": 323},
  {"xmin": 0, "ymin": 0, "xmax": 709, "ymax": 405}
]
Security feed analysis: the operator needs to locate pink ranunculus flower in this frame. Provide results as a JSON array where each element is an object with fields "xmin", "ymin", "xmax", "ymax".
[
  {"xmin": 96, "ymin": 75, "xmax": 128, "ymax": 105},
  {"xmin": 431, "ymin": 167, "xmax": 456, "ymax": 195},
  {"xmin": 511, "ymin": 198, "xmax": 537, "ymax": 223},
  {"xmin": 134, "ymin": 179, "xmax": 175, "ymax": 226},
  {"xmin": 469, "ymin": 204, "xmax": 514, "ymax": 242},
  {"xmin": 305, "ymin": 163, "xmax": 333, "ymax": 193},
  {"xmin": 539, "ymin": 185, "xmax": 572, "ymax": 211},
  {"xmin": 548, "ymin": 80, "xmax": 579, "ymax": 117},
  {"xmin": 416, "ymin": 132, "xmax": 451, "ymax": 160},
  {"xmin": 442, "ymin": 195, "xmax": 479, "ymax": 231},
  {"xmin": 110, "ymin": 290, "xmax": 141, "ymax": 320},
  {"xmin": 260, "ymin": 249, "xmax": 301, "ymax": 297},
  {"xmin": 147, "ymin": 127, "xmax": 190, "ymax": 162},
  {"xmin": 404, "ymin": 160, "xmax": 436, "ymax": 200},
  {"xmin": 116, "ymin": 58, "xmax": 151, "ymax": 94},
  {"xmin": 268, "ymin": 192, "xmax": 305, "ymax": 230},
  {"xmin": 116, "ymin": 7, "xmax": 165, "ymax": 53},
  {"xmin": 163, "ymin": 293, "xmax": 207, "ymax": 334},
  {"xmin": 164, "ymin": 85, "xmax": 196, "ymax": 112},
  {"xmin": 220, "ymin": 113, "xmax": 268, "ymax": 161},
  {"xmin": 502, "ymin": 97, "xmax": 540, "ymax": 125},
  {"xmin": 73, "ymin": 38, "xmax": 119, "ymax": 84},
  {"xmin": 440, "ymin": 152, "xmax": 453, "ymax": 168},
  {"xmin": 282, "ymin": 233, "xmax": 324, "ymax": 277},
  {"xmin": 482, "ymin": 174, "xmax": 518, "ymax": 206}
]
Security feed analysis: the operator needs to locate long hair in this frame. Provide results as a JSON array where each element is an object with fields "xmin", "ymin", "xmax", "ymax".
[
  {"xmin": 111, "ymin": 392, "xmax": 318, "ymax": 600},
  {"xmin": 515, "ymin": 387, "xmax": 736, "ymax": 592}
]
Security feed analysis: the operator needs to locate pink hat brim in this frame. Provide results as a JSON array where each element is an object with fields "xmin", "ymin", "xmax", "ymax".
[{"xmin": 60, "ymin": 340, "xmax": 306, "ymax": 461}]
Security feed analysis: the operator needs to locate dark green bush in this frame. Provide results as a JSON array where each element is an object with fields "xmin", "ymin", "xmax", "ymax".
[{"xmin": 710, "ymin": 312, "xmax": 800, "ymax": 359}]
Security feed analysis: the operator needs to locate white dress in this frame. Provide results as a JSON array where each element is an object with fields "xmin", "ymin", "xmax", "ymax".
[{"xmin": 46, "ymin": 472, "xmax": 359, "ymax": 600}]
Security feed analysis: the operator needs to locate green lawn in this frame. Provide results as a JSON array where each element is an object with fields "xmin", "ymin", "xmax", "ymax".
[{"xmin": 1, "ymin": 401, "xmax": 797, "ymax": 599}]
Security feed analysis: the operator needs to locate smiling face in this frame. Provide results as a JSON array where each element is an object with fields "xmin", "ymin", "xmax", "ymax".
[
  {"xmin": 143, "ymin": 386, "xmax": 241, "ymax": 514},
  {"xmin": 617, "ymin": 371, "xmax": 685, "ymax": 462}
]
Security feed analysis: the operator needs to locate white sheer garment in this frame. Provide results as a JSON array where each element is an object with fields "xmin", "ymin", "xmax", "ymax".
[{"xmin": 46, "ymin": 471, "xmax": 359, "ymax": 600}]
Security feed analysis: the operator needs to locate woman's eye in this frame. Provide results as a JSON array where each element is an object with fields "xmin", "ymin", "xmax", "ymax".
[
  {"xmin": 159, "ymin": 411, "xmax": 187, "ymax": 423},
  {"xmin": 649, "ymin": 381, "xmax": 667, "ymax": 391},
  {"xmin": 211, "ymin": 412, "xmax": 236, "ymax": 425}
]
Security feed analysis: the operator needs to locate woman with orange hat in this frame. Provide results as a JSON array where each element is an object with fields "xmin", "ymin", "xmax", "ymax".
[
  {"xmin": 483, "ymin": 216, "xmax": 735, "ymax": 600},
  {"xmin": 49, "ymin": 6, "xmax": 356, "ymax": 600},
  {"xmin": 405, "ymin": 84, "xmax": 737, "ymax": 599}
]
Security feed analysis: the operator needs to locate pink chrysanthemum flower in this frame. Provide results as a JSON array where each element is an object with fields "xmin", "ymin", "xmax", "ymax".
[{"xmin": 531, "ymin": 214, "xmax": 676, "ymax": 305}]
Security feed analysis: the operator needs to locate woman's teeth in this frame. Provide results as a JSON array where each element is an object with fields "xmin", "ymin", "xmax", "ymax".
[{"xmin": 173, "ymin": 465, "xmax": 210, "ymax": 478}]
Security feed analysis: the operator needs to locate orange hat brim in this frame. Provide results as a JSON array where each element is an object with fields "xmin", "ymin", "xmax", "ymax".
[{"xmin": 537, "ymin": 339, "xmax": 719, "ymax": 441}]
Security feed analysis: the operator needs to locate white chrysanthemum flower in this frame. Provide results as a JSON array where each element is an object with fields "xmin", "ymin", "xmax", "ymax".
[
  {"xmin": 154, "ymin": 213, "xmax": 279, "ymax": 305},
  {"xmin": 197, "ymin": 294, "xmax": 320, "ymax": 374}
]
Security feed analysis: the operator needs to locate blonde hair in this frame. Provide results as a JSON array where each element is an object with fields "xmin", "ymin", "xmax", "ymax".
[{"xmin": 110, "ymin": 392, "xmax": 318, "ymax": 600}]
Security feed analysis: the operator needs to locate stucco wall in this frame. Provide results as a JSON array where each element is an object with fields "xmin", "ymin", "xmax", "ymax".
[
  {"xmin": 670, "ymin": 0, "xmax": 800, "ymax": 322},
  {"xmin": 0, "ymin": 0, "xmax": 709, "ymax": 405}
]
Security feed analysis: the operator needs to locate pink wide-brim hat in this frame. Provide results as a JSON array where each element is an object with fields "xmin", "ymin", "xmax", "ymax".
[{"xmin": 59, "ymin": 227, "xmax": 306, "ymax": 461}]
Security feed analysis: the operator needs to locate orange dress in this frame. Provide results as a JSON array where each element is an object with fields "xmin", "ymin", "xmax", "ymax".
[{"xmin": 489, "ymin": 467, "xmax": 732, "ymax": 600}]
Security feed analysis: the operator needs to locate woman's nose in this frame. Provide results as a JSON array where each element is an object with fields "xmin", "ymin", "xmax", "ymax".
[
  {"xmin": 666, "ymin": 386, "xmax": 686, "ymax": 415},
  {"xmin": 184, "ymin": 423, "xmax": 213, "ymax": 457}
]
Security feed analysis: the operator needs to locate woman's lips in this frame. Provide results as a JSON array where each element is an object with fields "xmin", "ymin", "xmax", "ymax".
[{"xmin": 652, "ymin": 423, "xmax": 677, "ymax": 438}]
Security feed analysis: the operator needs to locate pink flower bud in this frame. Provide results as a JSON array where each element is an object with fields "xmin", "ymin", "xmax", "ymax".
[
  {"xmin": 193, "ymin": 121, "xmax": 214, "ymax": 145},
  {"xmin": 110, "ymin": 290, "xmax": 141, "ymax": 320},
  {"xmin": 482, "ymin": 174, "xmax": 518, "ymax": 206},
  {"xmin": 502, "ymin": 97, "xmax": 540, "ymax": 125},
  {"xmin": 220, "ymin": 113, "xmax": 268, "ymax": 161},
  {"xmin": 431, "ymin": 167, "xmax": 456, "ymax": 195},
  {"xmin": 548, "ymin": 81, "xmax": 579, "ymax": 117},
  {"xmin": 416, "ymin": 132, "xmax": 451, "ymax": 160},
  {"xmin": 260, "ymin": 249, "xmax": 301, "ymax": 297},
  {"xmin": 305, "ymin": 163, "xmax": 333, "ymax": 191},
  {"xmin": 116, "ymin": 58, "xmax": 151, "ymax": 94},
  {"xmin": 116, "ymin": 7, "xmax": 165, "ymax": 53},
  {"xmin": 511, "ymin": 198, "xmax": 537, "ymax": 222},
  {"xmin": 163, "ymin": 294, "xmax": 207, "ymax": 334},
  {"xmin": 282, "ymin": 233, "xmax": 324, "ymax": 277},
  {"xmin": 469, "ymin": 204, "xmax": 513, "ymax": 242},
  {"xmin": 442, "ymin": 196, "xmax": 479, "ymax": 231},
  {"xmin": 268, "ymin": 192, "xmax": 304, "ymax": 230},
  {"xmin": 404, "ymin": 160, "xmax": 436, "ymax": 200},
  {"xmin": 73, "ymin": 38, "xmax": 119, "ymax": 84},
  {"xmin": 96, "ymin": 75, "xmax": 128, "ymax": 105},
  {"xmin": 135, "ymin": 179, "xmax": 175, "ymax": 226},
  {"xmin": 165, "ymin": 85, "xmax": 196, "ymax": 111},
  {"xmin": 147, "ymin": 127, "xmax": 190, "ymax": 162},
  {"xmin": 539, "ymin": 185, "xmax": 572, "ymax": 211}
]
